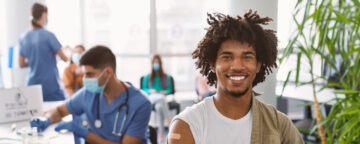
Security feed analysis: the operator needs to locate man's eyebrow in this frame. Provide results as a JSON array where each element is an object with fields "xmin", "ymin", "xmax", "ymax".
[
  {"xmin": 243, "ymin": 51, "xmax": 256, "ymax": 55},
  {"xmin": 219, "ymin": 51, "xmax": 232, "ymax": 55}
]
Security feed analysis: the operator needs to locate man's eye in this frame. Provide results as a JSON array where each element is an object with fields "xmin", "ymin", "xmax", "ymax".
[
  {"xmin": 221, "ymin": 56, "xmax": 231, "ymax": 60},
  {"xmin": 244, "ymin": 56, "xmax": 253, "ymax": 59}
]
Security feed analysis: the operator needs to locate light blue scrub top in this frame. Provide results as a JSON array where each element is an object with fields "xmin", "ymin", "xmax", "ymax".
[
  {"xmin": 19, "ymin": 28, "xmax": 65, "ymax": 101},
  {"xmin": 66, "ymin": 83, "xmax": 152, "ymax": 143}
]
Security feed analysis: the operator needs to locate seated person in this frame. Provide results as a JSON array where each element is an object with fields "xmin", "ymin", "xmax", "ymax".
[
  {"xmin": 30, "ymin": 45, "xmax": 152, "ymax": 144},
  {"xmin": 141, "ymin": 54, "xmax": 172, "ymax": 143},
  {"xmin": 63, "ymin": 45, "xmax": 85, "ymax": 97}
]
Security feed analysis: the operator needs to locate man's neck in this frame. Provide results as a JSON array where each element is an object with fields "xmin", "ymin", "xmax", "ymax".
[
  {"xmin": 213, "ymin": 87, "xmax": 253, "ymax": 120},
  {"xmin": 103, "ymin": 77, "xmax": 127, "ymax": 104}
]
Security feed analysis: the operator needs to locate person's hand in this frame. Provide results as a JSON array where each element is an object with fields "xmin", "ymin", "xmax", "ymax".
[
  {"xmin": 55, "ymin": 121, "xmax": 89, "ymax": 138},
  {"xmin": 160, "ymin": 91, "xmax": 167, "ymax": 95},
  {"xmin": 30, "ymin": 117, "xmax": 50, "ymax": 132},
  {"xmin": 150, "ymin": 89, "xmax": 157, "ymax": 94}
]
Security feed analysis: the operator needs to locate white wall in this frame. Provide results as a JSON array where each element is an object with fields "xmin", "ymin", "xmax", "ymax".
[
  {"xmin": 0, "ymin": 0, "xmax": 5, "ymax": 87},
  {"xmin": 1, "ymin": 0, "xmax": 44, "ymax": 88},
  {"xmin": 228, "ymin": 0, "xmax": 279, "ymax": 106}
]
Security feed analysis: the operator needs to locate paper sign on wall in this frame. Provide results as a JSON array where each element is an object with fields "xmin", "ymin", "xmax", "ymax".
[{"xmin": 0, "ymin": 85, "xmax": 43, "ymax": 123}]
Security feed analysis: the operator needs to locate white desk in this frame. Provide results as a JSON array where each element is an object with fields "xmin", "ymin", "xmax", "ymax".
[{"xmin": 0, "ymin": 101, "xmax": 74, "ymax": 144}]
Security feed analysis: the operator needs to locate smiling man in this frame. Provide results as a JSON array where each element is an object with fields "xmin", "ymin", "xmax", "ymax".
[{"xmin": 168, "ymin": 10, "xmax": 304, "ymax": 144}]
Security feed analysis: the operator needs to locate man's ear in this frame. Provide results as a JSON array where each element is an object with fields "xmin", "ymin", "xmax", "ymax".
[
  {"xmin": 105, "ymin": 66, "xmax": 114, "ymax": 77},
  {"xmin": 210, "ymin": 63, "xmax": 216, "ymax": 74},
  {"xmin": 256, "ymin": 62, "xmax": 262, "ymax": 73}
]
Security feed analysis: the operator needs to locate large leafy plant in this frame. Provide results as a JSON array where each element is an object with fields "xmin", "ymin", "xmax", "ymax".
[{"xmin": 280, "ymin": 0, "xmax": 360, "ymax": 143}]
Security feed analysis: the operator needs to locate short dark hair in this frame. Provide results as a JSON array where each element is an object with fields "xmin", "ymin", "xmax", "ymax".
[
  {"xmin": 192, "ymin": 10, "xmax": 278, "ymax": 87},
  {"xmin": 80, "ymin": 45, "xmax": 116, "ymax": 72}
]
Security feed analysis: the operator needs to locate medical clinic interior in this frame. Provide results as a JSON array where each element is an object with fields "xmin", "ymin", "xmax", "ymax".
[{"xmin": 0, "ymin": 0, "xmax": 359, "ymax": 144}]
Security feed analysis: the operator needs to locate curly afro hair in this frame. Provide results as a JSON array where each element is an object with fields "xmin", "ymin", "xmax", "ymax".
[{"xmin": 192, "ymin": 10, "xmax": 278, "ymax": 87}]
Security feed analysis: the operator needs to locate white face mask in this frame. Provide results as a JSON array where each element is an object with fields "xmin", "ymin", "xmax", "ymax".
[{"xmin": 72, "ymin": 53, "xmax": 81, "ymax": 64}]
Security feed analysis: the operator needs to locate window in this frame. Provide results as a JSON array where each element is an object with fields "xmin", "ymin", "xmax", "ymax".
[
  {"xmin": 83, "ymin": 0, "xmax": 150, "ymax": 55},
  {"xmin": 155, "ymin": 0, "xmax": 228, "ymax": 91},
  {"xmin": 47, "ymin": 0, "xmax": 228, "ymax": 91},
  {"xmin": 277, "ymin": 0, "xmax": 323, "ymax": 83}
]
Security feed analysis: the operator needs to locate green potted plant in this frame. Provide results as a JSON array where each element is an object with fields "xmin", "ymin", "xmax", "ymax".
[{"xmin": 280, "ymin": 0, "xmax": 360, "ymax": 143}]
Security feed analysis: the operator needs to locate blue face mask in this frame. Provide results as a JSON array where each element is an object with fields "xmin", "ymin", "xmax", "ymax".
[
  {"xmin": 44, "ymin": 21, "xmax": 48, "ymax": 27},
  {"xmin": 153, "ymin": 63, "xmax": 160, "ymax": 71},
  {"xmin": 83, "ymin": 70, "xmax": 109, "ymax": 94},
  {"xmin": 71, "ymin": 53, "xmax": 81, "ymax": 64}
]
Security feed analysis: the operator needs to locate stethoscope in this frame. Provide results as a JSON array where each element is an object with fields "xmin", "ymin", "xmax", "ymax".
[{"xmin": 94, "ymin": 81, "xmax": 129, "ymax": 137}]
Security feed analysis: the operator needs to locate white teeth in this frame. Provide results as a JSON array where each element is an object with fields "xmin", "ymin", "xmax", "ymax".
[{"xmin": 229, "ymin": 76, "xmax": 245, "ymax": 80}]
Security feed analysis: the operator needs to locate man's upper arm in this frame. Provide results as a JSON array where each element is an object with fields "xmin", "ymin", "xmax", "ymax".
[
  {"xmin": 65, "ymin": 90, "xmax": 86, "ymax": 115},
  {"xmin": 168, "ymin": 119, "xmax": 195, "ymax": 144},
  {"xmin": 124, "ymin": 100, "xmax": 151, "ymax": 141}
]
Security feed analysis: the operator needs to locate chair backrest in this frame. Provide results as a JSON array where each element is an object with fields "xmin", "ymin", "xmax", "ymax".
[
  {"xmin": 169, "ymin": 75, "xmax": 175, "ymax": 95},
  {"xmin": 148, "ymin": 126, "xmax": 157, "ymax": 144},
  {"xmin": 140, "ymin": 76, "xmax": 145, "ymax": 89},
  {"xmin": 140, "ymin": 75, "xmax": 175, "ymax": 95}
]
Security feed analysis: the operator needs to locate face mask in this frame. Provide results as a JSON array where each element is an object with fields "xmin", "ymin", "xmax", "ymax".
[
  {"xmin": 44, "ymin": 21, "xmax": 48, "ymax": 27},
  {"xmin": 71, "ymin": 53, "xmax": 81, "ymax": 64},
  {"xmin": 83, "ymin": 70, "xmax": 109, "ymax": 94},
  {"xmin": 153, "ymin": 63, "xmax": 160, "ymax": 71}
]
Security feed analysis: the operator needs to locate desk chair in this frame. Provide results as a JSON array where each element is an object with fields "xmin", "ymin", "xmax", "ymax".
[
  {"xmin": 148, "ymin": 125, "xmax": 157, "ymax": 144},
  {"xmin": 140, "ymin": 75, "xmax": 180, "ymax": 114}
]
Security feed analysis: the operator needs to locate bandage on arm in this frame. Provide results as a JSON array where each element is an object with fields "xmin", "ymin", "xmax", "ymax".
[{"xmin": 167, "ymin": 119, "xmax": 195, "ymax": 144}]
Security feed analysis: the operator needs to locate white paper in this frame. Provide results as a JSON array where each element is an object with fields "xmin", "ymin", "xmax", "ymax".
[{"xmin": 0, "ymin": 85, "xmax": 43, "ymax": 123}]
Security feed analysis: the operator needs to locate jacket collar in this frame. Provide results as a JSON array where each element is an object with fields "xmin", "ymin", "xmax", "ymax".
[{"xmin": 250, "ymin": 90, "xmax": 262, "ymax": 144}]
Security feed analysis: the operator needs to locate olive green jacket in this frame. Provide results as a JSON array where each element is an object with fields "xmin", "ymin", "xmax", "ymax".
[{"xmin": 250, "ymin": 92, "xmax": 304, "ymax": 144}]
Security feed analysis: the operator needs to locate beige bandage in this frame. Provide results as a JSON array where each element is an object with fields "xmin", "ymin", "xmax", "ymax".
[{"xmin": 168, "ymin": 133, "xmax": 181, "ymax": 140}]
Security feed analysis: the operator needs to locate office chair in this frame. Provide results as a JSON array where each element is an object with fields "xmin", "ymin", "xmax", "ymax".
[{"xmin": 148, "ymin": 125, "xmax": 158, "ymax": 144}]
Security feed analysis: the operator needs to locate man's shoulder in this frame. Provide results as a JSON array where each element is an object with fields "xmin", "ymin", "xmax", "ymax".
[
  {"xmin": 254, "ymin": 97, "xmax": 292, "ymax": 127},
  {"xmin": 128, "ymin": 84, "xmax": 151, "ymax": 105},
  {"xmin": 71, "ymin": 88, "xmax": 93, "ymax": 98}
]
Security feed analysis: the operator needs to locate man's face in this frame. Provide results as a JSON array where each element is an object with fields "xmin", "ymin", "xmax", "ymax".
[
  {"xmin": 211, "ymin": 40, "xmax": 261, "ymax": 97},
  {"xmin": 82, "ymin": 65, "xmax": 108, "ymax": 86}
]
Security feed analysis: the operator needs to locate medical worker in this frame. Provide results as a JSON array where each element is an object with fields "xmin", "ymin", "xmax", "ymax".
[
  {"xmin": 30, "ymin": 46, "xmax": 152, "ymax": 144},
  {"xmin": 19, "ymin": 3, "xmax": 68, "ymax": 101}
]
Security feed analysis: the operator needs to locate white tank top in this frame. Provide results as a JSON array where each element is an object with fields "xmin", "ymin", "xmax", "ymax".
[{"xmin": 173, "ymin": 97, "xmax": 252, "ymax": 144}]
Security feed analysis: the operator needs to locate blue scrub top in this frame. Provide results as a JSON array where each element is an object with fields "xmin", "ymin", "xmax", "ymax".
[
  {"xmin": 19, "ymin": 28, "xmax": 65, "ymax": 101},
  {"xmin": 66, "ymin": 83, "xmax": 152, "ymax": 143}
]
